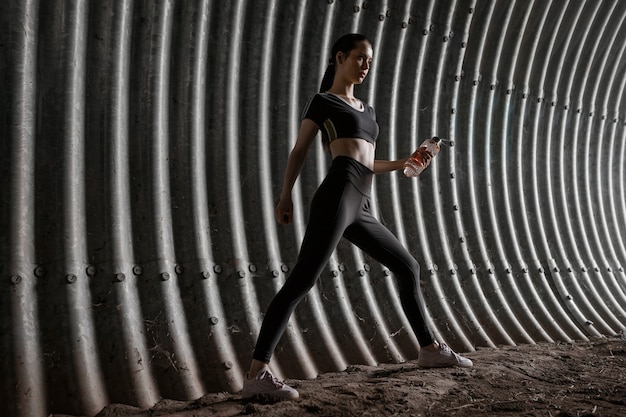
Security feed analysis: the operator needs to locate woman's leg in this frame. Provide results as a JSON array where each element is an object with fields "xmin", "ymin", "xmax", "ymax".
[
  {"xmin": 343, "ymin": 197, "xmax": 435, "ymax": 346},
  {"xmin": 343, "ymin": 198, "xmax": 473, "ymax": 368},
  {"xmin": 251, "ymin": 179, "xmax": 364, "ymax": 366}
]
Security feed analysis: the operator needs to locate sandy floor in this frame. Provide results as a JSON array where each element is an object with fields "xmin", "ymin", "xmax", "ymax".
[{"xmin": 67, "ymin": 336, "xmax": 626, "ymax": 417}]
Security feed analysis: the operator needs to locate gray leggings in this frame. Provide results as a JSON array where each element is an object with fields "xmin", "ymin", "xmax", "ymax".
[{"xmin": 252, "ymin": 156, "xmax": 435, "ymax": 363}]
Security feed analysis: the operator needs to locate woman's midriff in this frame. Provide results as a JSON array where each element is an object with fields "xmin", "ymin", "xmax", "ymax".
[
  {"xmin": 329, "ymin": 138, "xmax": 375, "ymax": 170},
  {"xmin": 326, "ymin": 155, "xmax": 373, "ymax": 197}
]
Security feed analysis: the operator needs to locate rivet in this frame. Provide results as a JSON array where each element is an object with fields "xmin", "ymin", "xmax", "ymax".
[
  {"xmin": 564, "ymin": 105, "xmax": 569, "ymax": 110},
  {"xmin": 272, "ymin": 270, "xmax": 280, "ymax": 277},
  {"xmin": 450, "ymin": 269, "xmax": 456, "ymax": 275},
  {"xmin": 522, "ymin": 93, "xmax": 528, "ymax": 99},
  {"xmin": 554, "ymin": 267, "xmax": 560, "ymax": 273},
  {"xmin": 209, "ymin": 317, "xmax": 219, "ymax": 325},
  {"xmin": 175, "ymin": 265, "xmax": 184, "ymax": 274},
  {"xmin": 66, "ymin": 274, "xmax": 77, "ymax": 284},
  {"xmin": 423, "ymin": 29, "xmax": 429, "ymax": 35},
  {"xmin": 450, "ymin": 173, "xmax": 456, "ymax": 179},
  {"xmin": 614, "ymin": 119, "xmax": 618, "ymax": 123},
  {"xmin": 459, "ymin": 237, "xmax": 465, "ymax": 243},
  {"xmin": 249, "ymin": 264, "xmax": 257, "ymax": 273},
  {"xmin": 538, "ymin": 267, "xmax": 544, "ymax": 274},
  {"xmin": 384, "ymin": 270, "xmax": 391, "ymax": 276},
  {"xmin": 11, "ymin": 275, "xmax": 22, "ymax": 285},
  {"xmin": 585, "ymin": 320, "xmax": 594, "ymax": 326},
  {"xmin": 443, "ymin": 36, "xmax": 449, "ymax": 42},
  {"xmin": 363, "ymin": 1, "xmax": 369, "ymax": 9},
  {"xmin": 223, "ymin": 361, "xmax": 233, "ymax": 370},
  {"xmin": 281, "ymin": 264, "xmax": 289, "ymax": 273},
  {"xmin": 364, "ymin": 264, "xmax": 371, "ymax": 272},
  {"xmin": 469, "ymin": 7, "xmax": 474, "ymax": 13},
  {"xmin": 202, "ymin": 271, "xmax": 210, "ymax": 279},
  {"xmin": 522, "ymin": 267, "xmax": 528, "ymax": 273},
  {"xmin": 488, "ymin": 268, "xmax": 494, "ymax": 274},
  {"xmin": 332, "ymin": 270, "xmax": 339, "ymax": 277},
  {"xmin": 451, "ymin": 108, "xmax": 456, "ymax": 114},
  {"xmin": 567, "ymin": 267, "xmax": 573, "ymax": 273},
  {"xmin": 429, "ymin": 269, "xmax": 435, "ymax": 275},
  {"xmin": 581, "ymin": 267, "xmax": 587, "ymax": 272},
  {"xmin": 618, "ymin": 267, "xmax": 624, "ymax": 272},
  {"xmin": 589, "ymin": 112, "xmax": 593, "ymax": 117},
  {"xmin": 455, "ymin": 75, "xmax": 460, "ymax": 81},
  {"xmin": 506, "ymin": 89, "xmax": 512, "ymax": 95},
  {"xmin": 490, "ymin": 84, "xmax": 496, "ymax": 90},
  {"xmin": 408, "ymin": 17, "xmax": 415, "ymax": 24},
  {"xmin": 386, "ymin": 9, "xmax": 391, "ymax": 17},
  {"xmin": 506, "ymin": 267, "xmax": 511, "ymax": 274},
  {"xmin": 359, "ymin": 270, "xmax": 366, "ymax": 276},
  {"xmin": 327, "ymin": 0, "xmax": 333, "ymax": 3},
  {"xmin": 566, "ymin": 295, "xmax": 572, "ymax": 300},
  {"xmin": 594, "ymin": 267, "xmax": 599, "ymax": 272},
  {"xmin": 470, "ymin": 268, "xmax": 476, "ymax": 274},
  {"xmin": 133, "ymin": 265, "xmax": 143, "ymax": 275},
  {"xmin": 453, "ymin": 205, "xmax": 459, "ymax": 211},
  {"xmin": 402, "ymin": 21, "xmax": 408, "ymax": 28},
  {"xmin": 34, "ymin": 266, "xmax": 46, "ymax": 277},
  {"xmin": 160, "ymin": 272, "xmax": 170, "ymax": 281},
  {"xmin": 115, "ymin": 273, "xmax": 126, "ymax": 282},
  {"xmin": 601, "ymin": 115, "xmax": 606, "ymax": 120},
  {"xmin": 577, "ymin": 108, "xmax": 581, "ymax": 113},
  {"xmin": 338, "ymin": 264, "xmax": 345, "ymax": 272},
  {"xmin": 449, "ymin": 140, "xmax": 455, "ymax": 147},
  {"xmin": 607, "ymin": 267, "xmax": 612, "ymax": 273},
  {"xmin": 551, "ymin": 101, "xmax": 556, "ymax": 107},
  {"xmin": 353, "ymin": 5, "xmax": 359, "ymax": 12},
  {"xmin": 461, "ymin": 42, "xmax": 467, "ymax": 48},
  {"xmin": 378, "ymin": 14, "xmax": 385, "ymax": 21},
  {"xmin": 86, "ymin": 265, "xmax": 97, "ymax": 276},
  {"xmin": 237, "ymin": 270, "xmax": 246, "ymax": 278},
  {"xmin": 473, "ymin": 80, "xmax": 479, "ymax": 85},
  {"xmin": 430, "ymin": 24, "xmax": 435, "ymax": 31},
  {"xmin": 213, "ymin": 265, "xmax": 222, "ymax": 274}
]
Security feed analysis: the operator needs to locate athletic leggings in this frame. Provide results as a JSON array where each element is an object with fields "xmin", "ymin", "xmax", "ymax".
[{"xmin": 252, "ymin": 156, "xmax": 435, "ymax": 363}]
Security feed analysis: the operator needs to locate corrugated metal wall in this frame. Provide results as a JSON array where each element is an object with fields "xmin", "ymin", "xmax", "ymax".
[{"xmin": 1, "ymin": 0, "xmax": 625, "ymax": 415}]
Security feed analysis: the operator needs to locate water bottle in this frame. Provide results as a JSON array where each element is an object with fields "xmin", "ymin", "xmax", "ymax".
[{"xmin": 403, "ymin": 136, "xmax": 443, "ymax": 177}]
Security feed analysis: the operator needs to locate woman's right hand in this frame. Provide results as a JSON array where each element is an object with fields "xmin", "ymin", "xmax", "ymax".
[{"xmin": 275, "ymin": 197, "xmax": 293, "ymax": 224}]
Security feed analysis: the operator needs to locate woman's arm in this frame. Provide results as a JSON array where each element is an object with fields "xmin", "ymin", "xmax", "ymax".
[
  {"xmin": 373, "ymin": 148, "xmax": 435, "ymax": 175},
  {"xmin": 373, "ymin": 158, "xmax": 408, "ymax": 174},
  {"xmin": 275, "ymin": 119, "xmax": 319, "ymax": 224}
]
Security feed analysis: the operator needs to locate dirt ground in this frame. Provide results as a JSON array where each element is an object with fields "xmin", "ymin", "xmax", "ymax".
[{"xmin": 81, "ymin": 336, "xmax": 626, "ymax": 417}]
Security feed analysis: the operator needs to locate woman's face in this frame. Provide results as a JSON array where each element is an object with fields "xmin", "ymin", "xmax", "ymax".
[{"xmin": 337, "ymin": 40, "xmax": 373, "ymax": 85}]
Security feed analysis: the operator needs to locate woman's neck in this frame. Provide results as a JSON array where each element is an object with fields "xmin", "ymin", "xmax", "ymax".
[{"xmin": 328, "ymin": 82, "xmax": 355, "ymax": 98}]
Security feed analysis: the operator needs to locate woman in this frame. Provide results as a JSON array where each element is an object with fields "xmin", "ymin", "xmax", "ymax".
[{"xmin": 242, "ymin": 34, "xmax": 472, "ymax": 401}]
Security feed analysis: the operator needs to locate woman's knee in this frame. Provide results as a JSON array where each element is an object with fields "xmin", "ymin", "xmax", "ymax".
[{"xmin": 394, "ymin": 258, "xmax": 421, "ymax": 291}]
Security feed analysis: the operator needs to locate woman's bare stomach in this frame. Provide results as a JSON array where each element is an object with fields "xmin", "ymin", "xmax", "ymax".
[{"xmin": 329, "ymin": 138, "xmax": 375, "ymax": 170}]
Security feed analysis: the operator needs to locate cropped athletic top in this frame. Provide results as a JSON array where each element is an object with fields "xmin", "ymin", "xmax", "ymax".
[{"xmin": 301, "ymin": 93, "xmax": 379, "ymax": 146}]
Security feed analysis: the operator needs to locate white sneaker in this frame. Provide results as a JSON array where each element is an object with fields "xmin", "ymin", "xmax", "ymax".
[
  {"xmin": 418, "ymin": 343, "xmax": 473, "ymax": 368},
  {"xmin": 241, "ymin": 368, "xmax": 299, "ymax": 400}
]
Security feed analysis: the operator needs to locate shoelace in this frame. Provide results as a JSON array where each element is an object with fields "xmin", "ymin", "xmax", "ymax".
[
  {"xmin": 440, "ymin": 343, "xmax": 463, "ymax": 361},
  {"xmin": 262, "ymin": 371, "xmax": 286, "ymax": 388}
]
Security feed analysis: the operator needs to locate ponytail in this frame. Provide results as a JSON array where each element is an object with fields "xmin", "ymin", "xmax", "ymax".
[{"xmin": 319, "ymin": 61, "xmax": 335, "ymax": 93}]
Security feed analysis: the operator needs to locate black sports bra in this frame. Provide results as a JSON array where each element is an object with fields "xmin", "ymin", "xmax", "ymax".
[{"xmin": 301, "ymin": 93, "xmax": 379, "ymax": 146}]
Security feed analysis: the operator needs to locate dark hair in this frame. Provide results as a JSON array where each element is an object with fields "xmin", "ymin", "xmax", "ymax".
[{"xmin": 319, "ymin": 33, "xmax": 370, "ymax": 92}]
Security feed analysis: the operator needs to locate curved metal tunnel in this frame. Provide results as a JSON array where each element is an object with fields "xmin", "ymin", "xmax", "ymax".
[{"xmin": 1, "ymin": 0, "xmax": 625, "ymax": 415}]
